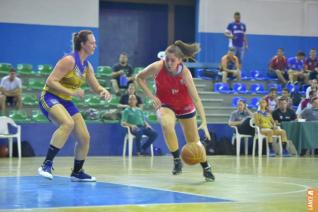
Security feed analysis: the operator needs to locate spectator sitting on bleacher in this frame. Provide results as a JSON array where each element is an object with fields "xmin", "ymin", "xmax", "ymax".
[
  {"xmin": 254, "ymin": 99, "xmax": 290, "ymax": 157},
  {"xmin": 305, "ymin": 48, "xmax": 318, "ymax": 81},
  {"xmin": 118, "ymin": 83, "xmax": 143, "ymax": 109},
  {"xmin": 228, "ymin": 100, "xmax": 254, "ymax": 136},
  {"xmin": 268, "ymin": 48, "xmax": 288, "ymax": 85},
  {"xmin": 305, "ymin": 79, "xmax": 318, "ymax": 99},
  {"xmin": 111, "ymin": 52, "xmax": 134, "ymax": 96},
  {"xmin": 287, "ymin": 51, "xmax": 306, "ymax": 85},
  {"xmin": 264, "ymin": 88, "xmax": 278, "ymax": 112},
  {"xmin": 300, "ymin": 97, "xmax": 318, "ymax": 121},
  {"xmin": 296, "ymin": 90, "xmax": 317, "ymax": 116},
  {"xmin": 220, "ymin": 48, "xmax": 241, "ymax": 83},
  {"xmin": 121, "ymin": 94, "xmax": 157, "ymax": 156},
  {"xmin": 280, "ymin": 88, "xmax": 293, "ymax": 109},
  {"xmin": 0, "ymin": 68, "xmax": 22, "ymax": 111},
  {"xmin": 272, "ymin": 97, "xmax": 297, "ymax": 125}
]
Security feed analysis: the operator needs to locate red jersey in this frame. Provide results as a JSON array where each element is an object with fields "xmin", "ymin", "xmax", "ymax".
[
  {"xmin": 270, "ymin": 55, "xmax": 287, "ymax": 71},
  {"xmin": 154, "ymin": 62, "xmax": 195, "ymax": 116}
]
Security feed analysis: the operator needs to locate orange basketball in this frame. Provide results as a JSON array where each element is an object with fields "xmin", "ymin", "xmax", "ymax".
[{"xmin": 181, "ymin": 142, "xmax": 206, "ymax": 165}]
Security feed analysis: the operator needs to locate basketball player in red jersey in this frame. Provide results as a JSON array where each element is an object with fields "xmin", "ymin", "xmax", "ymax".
[{"xmin": 136, "ymin": 40, "xmax": 215, "ymax": 181}]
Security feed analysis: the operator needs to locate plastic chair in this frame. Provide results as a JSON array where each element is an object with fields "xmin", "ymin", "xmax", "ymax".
[
  {"xmin": 267, "ymin": 83, "xmax": 282, "ymax": 94},
  {"xmin": 0, "ymin": 116, "xmax": 22, "ymax": 158},
  {"xmin": 28, "ymin": 79, "xmax": 44, "ymax": 90},
  {"xmin": 233, "ymin": 83, "xmax": 250, "ymax": 94},
  {"xmin": 231, "ymin": 125, "xmax": 252, "ymax": 156},
  {"xmin": 17, "ymin": 64, "xmax": 33, "ymax": 75},
  {"xmin": 286, "ymin": 83, "xmax": 299, "ymax": 93},
  {"xmin": 134, "ymin": 67, "xmax": 144, "ymax": 74},
  {"xmin": 248, "ymin": 97, "xmax": 261, "ymax": 109},
  {"xmin": 9, "ymin": 110, "xmax": 30, "ymax": 122},
  {"xmin": 96, "ymin": 66, "xmax": 112, "ymax": 77},
  {"xmin": 147, "ymin": 113, "xmax": 157, "ymax": 122},
  {"xmin": 231, "ymin": 97, "xmax": 246, "ymax": 107},
  {"xmin": 250, "ymin": 70, "xmax": 267, "ymax": 81},
  {"xmin": 214, "ymin": 82, "xmax": 232, "ymax": 94},
  {"xmin": 122, "ymin": 126, "xmax": 154, "ymax": 157},
  {"xmin": 31, "ymin": 110, "xmax": 48, "ymax": 122},
  {"xmin": 22, "ymin": 94, "xmax": 38, "ymax": 106},
  {"xmin": 0, "ymin": 63, "xmax": 12, "ymax": 74},
  {"xmin": 37, "ymin": 64, "xmax": 53, "ymax": 75},
  {"xmin": 250, "ymin": 118, "xmax": 283, "ymax": 157},
  {"xmin": 250, "ymin": 83, "xmax": 267, "ymax": 94}
]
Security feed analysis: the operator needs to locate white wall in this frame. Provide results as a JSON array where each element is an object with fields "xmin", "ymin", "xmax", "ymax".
[
  {"xmin": 0, "ymin": 0, "xmax": 99, "ymax": 27},
  {"xmin": 199, "ymin": 0, "xmax": 318, "ymax": 36}
]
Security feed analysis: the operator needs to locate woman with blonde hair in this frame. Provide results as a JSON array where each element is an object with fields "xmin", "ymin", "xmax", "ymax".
[{"xmin": 254, "ymin": 99, "xmax": 290, "ymax": 157}]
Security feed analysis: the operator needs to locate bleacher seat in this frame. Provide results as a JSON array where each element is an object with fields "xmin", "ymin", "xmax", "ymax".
[
  {"xmin": 233, "ymin": 83, "xmax": 250, "ymax": 94},
  {"xmin": 286, "ymin": 83, "xmax": 299, "ymax": 93},
  {"xmin": 17, "ymin": 64, "xmax": 33, "ymax": 75},
  {"xmin": 232, "ymin": 97, "xmax": 247, "ymax": 107},
  {"xmin": 84, "ymin": 95, "xmax": 104, "ymax": 107},
  {"xmin": 134, "ymin": 67, "xmax": 144, "ymax": 74},
  {"xmin": 28, "ymin": 78, "xmax": 44, "ymax": 90},
  {"xmin": 250, "ymin": 70, "xmax": 267, "ymax": 81},
  {"xmin": 241, "ymin": 72, "xmax": 251, "ymax": 80},
  {"xmin": 96, "ymin": 66, "xmax": 112, "ymax": 77},
  {"xmin": 0, "ymin": 63, "xmax": 12, "ymax": 74},
  {"xmin": 9, "ymin": 110, "xmax": 30, "ymax": 122},
  {"xmin": 250, "ymin": 83, "xmax": 267, "ymax": 94},
  {"xmin": 22, "ymin": 94, "xmax": 38, "ymax": 106},
  {"xmin": 31, "ymin": 110, "xmax": 48, "ymax": 122},
  {"xmin": 147, "ymin": 113, "xmax": 157, "ymax": 122},
  {"xmin": 267, "ymin": 83, "xmax": 283, "ymax": 94},
  {"xmin": 248, "ymin": 97, "xmax": 261, "ymax": 109},
  {"xmin": 107, "ymin": 96, "xmax": 120, "ymax": 108},
  {"xmin": 214, "ymin": 82, "xmax": 232, "ymax": 94},
  {"xmin": 37, "ymin": 64, "xmax": 53, "ymax": 75}
]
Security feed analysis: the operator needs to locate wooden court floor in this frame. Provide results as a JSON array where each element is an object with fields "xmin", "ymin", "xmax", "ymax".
[{"xmin": 0, "ymin": 155, "xmax": 317, "ymax": 212}]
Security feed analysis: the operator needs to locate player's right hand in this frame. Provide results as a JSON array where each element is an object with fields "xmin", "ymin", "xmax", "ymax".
[
  {"xmin": 73, "ymin": 88, "xmax": 85, "ymax": 99},
  {"xmin": 151, "ymin": 96, "xmax": 161, "ymax": 110}
]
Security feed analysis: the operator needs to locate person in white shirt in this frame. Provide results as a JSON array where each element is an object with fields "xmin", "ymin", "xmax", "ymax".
[
  {"xmin": 0, "ymin": 68, "xmax": 22, "ymax": 110},
  {"xmin": 305, "ymin": 79, "xmax": 318, "ymax": 99}
]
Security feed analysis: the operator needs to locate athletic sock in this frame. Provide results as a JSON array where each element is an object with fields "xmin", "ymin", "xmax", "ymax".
[
  {"xmin": 73, "ymin": 160, "xmax": 85, "ymax": 173},
  {"xmin": 200, "ymin": 161, "xmax": 209, "ymax": 169},
  {"xmin": 171, "ymin": 149, "xmax": 180, "ymax": 159},
  {"xmin": 44, "ymin": 145, "xmax": 60, "ymax": 163}
]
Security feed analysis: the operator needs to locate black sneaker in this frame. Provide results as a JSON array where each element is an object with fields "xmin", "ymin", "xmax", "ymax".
[
  {"xmin": 172, "ymin": 158, "xmax": 182, "ymax": 175},
  {"xmin": 203, "ymin": 166, "xmax": 215, "ymax": 182},
  {"xmin": 71, "ymin": 169, "xmax": 96, "ymax": 182}
]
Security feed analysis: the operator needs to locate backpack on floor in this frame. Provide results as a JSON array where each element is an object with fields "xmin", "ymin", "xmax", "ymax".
[{"xmin": 13, "ymin": 140, "xmax": 35, "ymax": 157}]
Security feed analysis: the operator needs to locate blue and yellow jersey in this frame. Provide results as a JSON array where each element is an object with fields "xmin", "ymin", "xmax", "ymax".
[{"xmin": 43, "ymin": 52, "xmax": 90, "ymax": 101}]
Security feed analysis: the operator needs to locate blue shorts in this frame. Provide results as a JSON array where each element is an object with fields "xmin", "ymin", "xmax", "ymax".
[{"xmin": 39, "ymin": 91, "xmax": 79, "ymax": 121}]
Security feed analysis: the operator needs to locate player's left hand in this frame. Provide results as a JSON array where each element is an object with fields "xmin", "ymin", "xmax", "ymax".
[
  {"xmin": 100, "ymin": 89, "xmax": 111, "ymax": 101},
  {"xmin": 198, "ymin": 122, "xmax": 211, "ymax": 141}
]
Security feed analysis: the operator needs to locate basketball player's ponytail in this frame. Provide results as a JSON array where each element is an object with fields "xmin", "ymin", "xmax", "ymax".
[
  {"xmin": 165, "ymin": 40, "xmax": 200, "ymax": 60},
  {"xmin": 72, "ymin": 30, "xmax": 93, "ymax": 52}
]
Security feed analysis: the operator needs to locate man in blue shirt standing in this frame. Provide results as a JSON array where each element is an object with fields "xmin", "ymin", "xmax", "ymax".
[
  {"xmin": 224, "ymin": 12, "xmax": 248, "ymax": 64},
  {"xmin": 287, "ymin": 51, "xmax": 306, "ymax": 84}
]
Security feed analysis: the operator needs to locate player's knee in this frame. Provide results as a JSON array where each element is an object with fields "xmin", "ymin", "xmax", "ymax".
[{"xmin": 61, "ymin": 119, "xmax": 75, "ymax": 132}]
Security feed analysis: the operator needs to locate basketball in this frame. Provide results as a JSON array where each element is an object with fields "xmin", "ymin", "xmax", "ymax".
[
  {"xmin": 0, "ymin": 145, "xmax": 9, "ymax": 158},
  {"xmin": 181, "ymin": 142, "xmax": 206, "ymax": 165}
]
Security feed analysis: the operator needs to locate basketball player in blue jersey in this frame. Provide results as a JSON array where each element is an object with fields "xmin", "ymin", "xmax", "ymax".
[
  {"xmin": 224, "ymin": 12, "xmax": 248, "ymax": 64},
  {"xmin": 38, "ymin": 30, "xmax": 111, "ymax": 181}
]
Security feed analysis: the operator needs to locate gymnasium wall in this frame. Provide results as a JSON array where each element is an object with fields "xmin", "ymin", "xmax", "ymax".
[
  {"xmin": 0, "ymin": 0, "xmax": 99, "ymax": 68},
  {"xmin": 196, "ymin": 0, "xmax": 318, "ymax": 74}
]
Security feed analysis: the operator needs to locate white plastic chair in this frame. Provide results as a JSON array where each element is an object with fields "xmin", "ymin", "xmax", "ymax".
[
  {"xmin": 122, "ymin": 126, "xmax": 154, "ymax": 157},
  {"xmin": 0, "ymin": 116, "xmax": 21, "ymax": 158},
  {"xmin": 231, "ymin": 125, "xmax": 252, "ymax": 156},
  {"xmin": 250, "ymin": 118, "xmax": 283, "ymax": 157}
]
